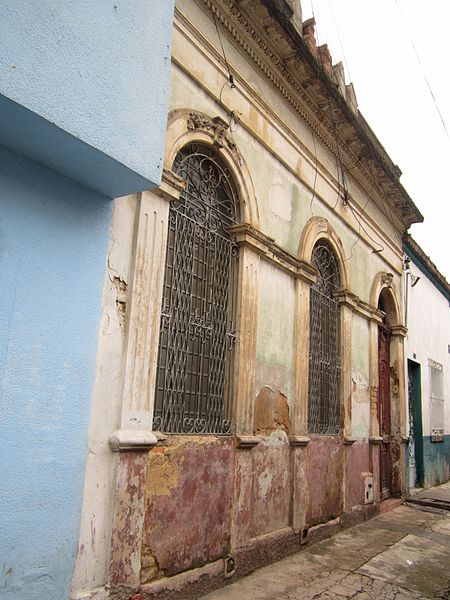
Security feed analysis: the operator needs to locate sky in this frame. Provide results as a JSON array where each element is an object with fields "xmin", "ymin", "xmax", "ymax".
[{"xmin": 301, "ymin": 0, "xmax": 450, "ymax": 280}]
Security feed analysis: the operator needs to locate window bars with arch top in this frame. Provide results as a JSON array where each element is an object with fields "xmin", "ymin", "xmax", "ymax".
[
  {"xmin": 153, "ymin": 143, "xmax": 240, "ymax": 434},
  {"xmin": 308, "ymin": 241, "xmax": 342, "ymax": 435}
]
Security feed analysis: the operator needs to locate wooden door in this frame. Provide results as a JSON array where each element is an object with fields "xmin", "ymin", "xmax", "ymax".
[{"xmin": 378, "ymin": 324, "xmax": 391, "ymax": 499}]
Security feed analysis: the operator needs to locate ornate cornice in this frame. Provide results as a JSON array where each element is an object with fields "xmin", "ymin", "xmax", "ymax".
[{"xmin": 195, "ymin": 0, "xmax": 422, "ymax": 231}]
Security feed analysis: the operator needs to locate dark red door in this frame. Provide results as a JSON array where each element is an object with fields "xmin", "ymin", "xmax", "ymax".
[{"xmin": 378, "ymin": 324, "xmax": 391, "ymax": 499}]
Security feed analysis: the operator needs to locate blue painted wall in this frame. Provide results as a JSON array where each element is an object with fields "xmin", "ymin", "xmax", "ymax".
[
  {"xmin": 0, "ymin": 0, "xmax": 175, "ymax": 195},
  {"xmin": 422, "ymin": 436, "xmax": 450, "ymax": 488},
  {"xmin": 0, "ymin": 145, "xmax": 112, "ymax": 599}
]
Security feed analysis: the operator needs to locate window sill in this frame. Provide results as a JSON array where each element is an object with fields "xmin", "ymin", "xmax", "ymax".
[
  {"xmin": 236, "ymin": 435, "xmax": 262, "ymax": 449},
  {"xmin": 109, "ymin": 429, "xmax": 159, "ymax": 452},
  {"xmin": 289, "ymin": 436, "xmax": 311, "ymax": 446}
]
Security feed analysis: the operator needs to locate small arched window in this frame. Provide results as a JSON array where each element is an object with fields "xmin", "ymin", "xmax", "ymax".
[
  {"xmin": 153, "ymin": 143, "xmax": 239, "ymax": 434},
  {"xmin": 308, "ymin": 241, "xmax": 341, "ymax": 434}
]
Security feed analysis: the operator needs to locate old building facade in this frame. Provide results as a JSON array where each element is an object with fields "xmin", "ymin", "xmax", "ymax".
[
  {"xmin": 404, "ymin": 235, "xmax": 450, "ymax": 491},
  {"xmin": 74, "ymin": 1, "xmax": 424, "ymax": 598}
]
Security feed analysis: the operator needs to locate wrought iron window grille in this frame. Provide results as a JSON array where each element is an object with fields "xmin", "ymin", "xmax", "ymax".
[
  {"xmin": 308, "ymin": 241, "xmax": 342, "ymax": 435},
  {"xmin": 153, "ymin": 144, "xmax": 239, "ymax": 434}
]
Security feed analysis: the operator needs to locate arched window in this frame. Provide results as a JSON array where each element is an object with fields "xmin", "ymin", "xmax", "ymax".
[
  {"xmin": 308, "ymin": 241, "xmax": 341, "ymax": 434},
  {"xmin": 153, "ymin": 143, "xmax": 239, "ymax": 434}
]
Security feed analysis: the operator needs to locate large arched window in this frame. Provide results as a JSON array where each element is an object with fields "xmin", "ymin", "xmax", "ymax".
[
  {"xmin": 308, "ymin": 241, "xmax": 341, "ymax": 434},
  {"xmin": 153, "ymin": 143, "xmax": 239, "ymax": 434}
]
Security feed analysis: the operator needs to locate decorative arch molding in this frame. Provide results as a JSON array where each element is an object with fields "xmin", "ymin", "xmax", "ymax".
[
  {"xmin": 164, "ymin": 109, "xmax": 260, "ymax": 227},
  {"xmin": 368, "ymin": 270, "xmax": 407, "ymax": 500},
  {"xmin": 298, "ymin": 216, "xmax": 349, "ymax": 291},
  {"xmin": 369, "ymin": 271, "xmax": 403, "ymax": 328}
]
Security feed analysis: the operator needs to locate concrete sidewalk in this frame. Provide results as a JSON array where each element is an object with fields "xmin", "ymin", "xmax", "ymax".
[
  {"xmin": 407, "ymin": 481, "xmax": 450, "ymax": 512},
  {"xmin": 201, "ymin": 482, "xmax": 450, "ymax": 600}
]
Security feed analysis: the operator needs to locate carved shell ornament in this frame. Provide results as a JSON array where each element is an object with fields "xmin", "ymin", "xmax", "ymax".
[
  {"xmin": 380, "ymin": 272, "xmax": 394, "ymax": 287},
  {"xmin": 187, "ymin": 112, "xmax": 240, "ymax": 161}
]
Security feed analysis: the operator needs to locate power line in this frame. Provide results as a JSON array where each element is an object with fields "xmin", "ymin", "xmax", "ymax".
[
  {"xmin": 326, "ymin": 0, "xmax": 351, "ymax": 84},
  {"xmin": 393, "ymin": 0, "xmax": 450, "ymax": 142},
  {"xmin": 309, "ymin": 128, "xmax": 319, "ymax": 217},
  {"xmin": 211, "ymin": 5, "xmax": 235, "ymax": 90},
  {"xmin": 311, "ymin": 0, "xmax": 348, "ymax": 210}
]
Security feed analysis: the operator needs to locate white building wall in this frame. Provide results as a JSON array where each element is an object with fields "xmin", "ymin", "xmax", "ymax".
[{"xmin": 405, "ymin": 252, "xmax": 450, "ymax": 488}]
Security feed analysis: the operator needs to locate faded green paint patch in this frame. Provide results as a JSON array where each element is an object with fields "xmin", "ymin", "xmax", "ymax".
[
  {"xmin": 352, "ymin": 316, "xmax": 369, "ymax": 376},
  {"xmin": 255, "ymin": 262, "xmax": 295, "ymax": 400},
  {"xmin": 285, "ymin": 182, "xmax": 305, "ymax": 255},
  {"xmin": 256, "ymin": 261, "xmax": 295, "ymax": 367},
  {"xmin": 352, "ymin": 413, "xmax": 369, "ymax": 439}
]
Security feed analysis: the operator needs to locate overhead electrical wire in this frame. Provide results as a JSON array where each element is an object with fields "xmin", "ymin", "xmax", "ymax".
[
  {"xmin": 393, "ymin": 0, "xmax": 450, "ymax": 143},
  {"xmin": 311, "ymin": 1, "xmax": 347, "ymax": 211},
  {"xmin": 333, "ymin": 2, "xmax": 403, "ymax": 249},
  {"xmin": 210, "ymin": 4, "xmax": 243, "ymax": 164},
  {"xmin": 326, "ymin": 0, "xmax": 352, "ymax": 84},
  {"xmin": 312, "ymin": 0, "xmax": 385, "ymax": 257},
  {"xmin": 211, "ymin": 5, "xmax": 235, "ymax": 90},
  {"xmin": 309, "ymin": 128, "xmax": 319, "ymax": 217}
]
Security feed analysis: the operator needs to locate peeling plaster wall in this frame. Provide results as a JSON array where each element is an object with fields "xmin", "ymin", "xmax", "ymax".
[
  {"xmin": 344, "ymin": 442, "xmax": 371, "ymax": 510},
  {"xmin": 91, "ymin": 2, "xmax": 411, "ymax": 595},
  {"xmin": 70, "ymin": 196, "xmax": 137, "ymax": 599},
  {"xmin": 351, "ymin": 315, "xmax": 370, "ymax": 439},
  {"xmin": 251, "ymin": 431, "xmax": 291, "ymax": 537},
  {"xmin": 0, "ymin": 145, "xmax": 111, "ymax": 600},
  {"xmin": 140, "ymin": 438, "xmax": 234, "ymax": 582},
  {"xmin": 255, "ymin": 262, "xmax": 295, "ymax": 405},
  {"xmin": 169, "ymin": 51, "xmax": 403, "ymax": 288},
  {"xmin": 307, "ymin": 438, "xmax": 344, "ymax": 525}
]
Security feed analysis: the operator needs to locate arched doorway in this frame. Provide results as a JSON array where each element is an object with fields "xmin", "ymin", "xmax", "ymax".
[
  {"xmin": 370, "ymin": 273, "xmax": 406, "ymax": 501},
  {"xmin": 378, "ymin": 294, "xmax": 392, "ymax": 499}
]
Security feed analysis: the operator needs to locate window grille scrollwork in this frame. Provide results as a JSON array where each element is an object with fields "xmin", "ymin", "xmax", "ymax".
[
  {"xmin": 153, "ymin": 144, "xmax": 239, "ymax": 434},
  {"xmin": 308, "ymin": 241, "xmax": 342, "ymax": 435}
]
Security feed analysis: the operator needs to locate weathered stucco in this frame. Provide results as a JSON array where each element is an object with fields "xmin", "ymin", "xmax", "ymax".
[
  {"xmin": 351, "ymin": 315, "xmax": 370, "ymax": 439},
  {"xmin": 142, "ymin": 438, "xmax": 234, "ymax": 579},
  {"xmin": 251, "ymin": 431, "xmax": 292, "ymax": 537},
  {"xmin": 344, "ymin": 442, "xmax": 371, "ymax": 509},
  {"xmin": 307, "ymin": 438, "xmax": 344, "ymax": 525},
  {"xmin": 255, "ymin": 262, "xmax": 295, "ymax": 404},
  {"xmin": 79, "ymin": 0, "xmax": 419, "ymax": 597}
]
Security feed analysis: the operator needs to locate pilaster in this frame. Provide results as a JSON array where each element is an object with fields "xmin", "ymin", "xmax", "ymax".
[
  {"xmin": 336, "ymin": 290, "xmax": 354, "ymax": 436},
  {"xmin": 292, "ymin": 277, "xmax": 313, "ymax": 435},
  {"xmin": 234, "ymin": 244, "xmax": 260, "ymax": 435},
  {"xmin": 369, "ymin": 319, "xmax": 380, "ymax": 438},
  {"xmin": 110, "ymin": 170, "xmax": 185, "ymax": 447}
]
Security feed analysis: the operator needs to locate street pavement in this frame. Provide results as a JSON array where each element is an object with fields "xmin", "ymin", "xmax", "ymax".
[{"xmin": 201, "ymin": 482, "xmax": 450, "ymax": 600}]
